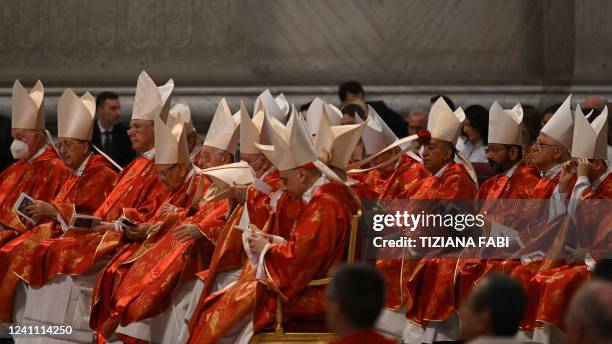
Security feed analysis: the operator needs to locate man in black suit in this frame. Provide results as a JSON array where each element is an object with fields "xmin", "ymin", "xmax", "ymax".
[
  {"xmin": 0, "ymin": 115, "xmax": 15, "ymax": 172},
  {"xmin": 338, "ymin": 81, "xmax": 407, "ymax": 138},
  {"xmin": 92, "ymin": 92, "xmax": 136, "ymax": 167}
]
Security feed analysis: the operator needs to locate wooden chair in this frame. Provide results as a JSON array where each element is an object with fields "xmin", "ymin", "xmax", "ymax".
[{"xmin": 250, "ymin": 210, "xmax": 362, "ymax": 343}]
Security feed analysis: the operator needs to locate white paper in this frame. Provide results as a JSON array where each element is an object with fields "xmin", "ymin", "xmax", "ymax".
[
  {"xmin": 520, "ymin": 250, "xmax": 545, "ymax": 265},
  {"xmin": 12, "ymin": 192, "xmax": 37, "ymax": 224}
]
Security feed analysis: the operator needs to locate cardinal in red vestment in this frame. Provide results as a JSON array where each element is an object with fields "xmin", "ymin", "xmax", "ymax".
[
  {"xmin": 0, "ymin": 89, "xmax": 118, "ymax": 322},
  {"xmin": 0, "ymin": 80, "xmax": 69, "ymax": 247},
  {"xmin": 26, "ymin": 72, "xmax": 173, "ymax": 288}
]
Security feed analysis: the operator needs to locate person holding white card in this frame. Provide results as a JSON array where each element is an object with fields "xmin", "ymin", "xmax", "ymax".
[
  {"xmin": 0, "ymin": 88, "xmax": 119, "ymax": 323},
  {"xmin": 185, "ymin": 105, "xmax": 360, "ymax": 344},
  {"xmin": 16, "ymin": 71, "xmax": 172, "ymax": 344},
  {"xmin": 91, "ymin": 97, "xmax": 241, "ymax": 343},
  {"xmin": 0, "ymin": 80, "xmax": 70, "ymax": 247},
  {"xmin": 522, "ymin": 106, "xmax": 611, "ymax": 344}
]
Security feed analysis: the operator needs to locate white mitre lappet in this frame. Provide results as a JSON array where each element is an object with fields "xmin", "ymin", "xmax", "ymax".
[
  {"xmin": 202, "ymin": 98, "xmax": 241, "ymax": 154},
  {"xmin": 199, "ymin": 161, "xmax": 255, "ymax": 202},
  {"xmin": 132, "ymin": 71, "xmax": 174, "ymax": 122},
  {"xmin": 12, "ymin": 80, "xmax": 45, "ymax": 130},
  {"xmin": 571, "ymin": 105, "xmax": 608, "ymax": 160},
  {"xmin": 541, "ymin": 94, "xmax": 574, "ymax": 151},
  {"xmin": 488, "ymin": 101, "xmax": 524, "ymax": 146},
  {"xmin": 57, "ymin": 89, "xmax": 95, "ymax": 141}
]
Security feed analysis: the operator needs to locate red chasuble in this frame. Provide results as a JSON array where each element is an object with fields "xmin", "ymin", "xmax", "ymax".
[
  {"xmin": 0, "ymin": 154, "xmax": 117, "ymax": 322},
  {"xmin": 0, "ymin": 146, "xmax": 69, "ymax": 245},
  {"xmin": 530, "ymin": 173, "xmax": 612, "ymax": 331},
  {"xmin": 27, "ymin": 155, "xmax": 168, "ymax": 288},
  {"xmin": 377, "ymin": 162, "xmax": 476, "ymax": 316},
  {"xmin": 90, "ymin": 174, "xmax": 213, "ymax": 339},
  {"xmin": 186, "ymin": 182, "xmax": 358, "ymax": 344}
]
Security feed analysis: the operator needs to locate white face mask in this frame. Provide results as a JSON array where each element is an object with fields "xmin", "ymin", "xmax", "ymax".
[{"xmin": 10, "ymin": 140, "xmax": 29, "ymax": 160}]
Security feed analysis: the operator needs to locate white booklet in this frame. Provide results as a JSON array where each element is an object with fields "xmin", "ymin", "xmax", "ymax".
[
  {"xmin": 520, "ymin": 250, "xmax": 545, "ymax": 265},
  {"xmin": 12, "ymin": 192, "xmax": 37, "ymax": 224},
  {"xmin": 69, "ymin": 213, "xmax": 102, "ymax": 230}
]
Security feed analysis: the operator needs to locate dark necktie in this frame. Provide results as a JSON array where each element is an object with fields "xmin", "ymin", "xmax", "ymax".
[{"xmin": 102, "ymin": 131, "xmax": 112, "ymax": 153}]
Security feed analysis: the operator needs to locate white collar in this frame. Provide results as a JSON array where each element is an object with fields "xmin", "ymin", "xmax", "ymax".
[
  {"xmin": 27, "ymin": 145, "xmax": 49, "ymax": 164},
  {"xmin": 142, "ymin": 148, "xmax": 155, "ymax": 160},
  {"xmin": 302, "ymin": 175, "xmax": 328, "ymax": 204},
  {"xmin": 73, "ymin": 153, "xmax": 93, "ymax": 176},
  {"xmin": 542, "ymin": 163, "xmax": 563, "ymax": 179},
  {"xmin": 434, "ymin": 163, "xmax": 451, "ymax": 178},
  {"xmin": 97, "ymin": 119, "xmax": 114, "ymax": 133},
  {"xmin": 504, "ymin": 162, "xmax": 521, "ymax": 178}
]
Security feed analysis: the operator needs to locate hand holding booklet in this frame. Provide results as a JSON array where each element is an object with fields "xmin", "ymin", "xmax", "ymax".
[{"xmin": 12, "ymin": 192, "xmax": 37, "ymax": 224}]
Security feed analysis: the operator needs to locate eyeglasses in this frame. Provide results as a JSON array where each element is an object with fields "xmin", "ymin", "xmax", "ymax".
[
  {"xmin": 532, "ymin": 141, "xmax": 560, "ymax": 150},
  {"xmin": 485, "ymin": 146, "xmax": 507, "ymax": 154},
  {"xmin": 128, "ymin": 123, "xmax": 153, "ymax": 133},
  {"xmin": 57, "ymin": 140, "xmax": 88, "ymax": 151}
]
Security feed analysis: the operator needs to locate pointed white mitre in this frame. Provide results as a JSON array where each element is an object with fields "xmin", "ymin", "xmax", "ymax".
[
  {"xmin": 314, "ymin": 109, "xmax": 366, "ymax": 168},
  {"xmin": 132, "ymin": 71, "xmax": 174, "ymax": 122},
  {"xmin": 253, "ymin": 107, "xmax": 342, "ymax": 181},
  {"xmin": 198, "ymin": 161, "xmax": 255, "ymax": 202},
  {"xmin": 541, "ymin": 94, "xmax": 574, "ymax": 150},
  {"xmin": 359, "ymin": 105, "xmax": 398, "ymax": 155},
  {"xmin": 253, "ymin": 89, "xmax": 289, "ymax": 124},
  {"xmin": 240, "ymin": 103, "xmax": 265, "ymax": 155},
  {"xmin": 427, "ymin": 97, "xmax": 465, "ymax": 144},
  {"xmin": 12, "ymin": 80, "xmax": 45, "ymax": 129},
  {"xmin": 488, "ymin": 102, "xmax": 524, "ymax": 146},
  {"xmin": 154, "ymin": 109, "xmax": 189, "ymax": 164},
  {"xmin": 275, "ymin": 93, "xmax": 290, "ymax": 118},
  {"xmin": 571, "ymin": 105, "xmax": 608, "ymax": 160},
  {"xmin": 305, "ymin": 98, "xmax": 343, "ymax": 137},
  {"xmin": 203, "ymin": 98, "xmax": 240, "ymax": 154},
  {"xmin": 254, "ymin": 107, "xmax": 317, "ymax": 171},
  {"xmin": 57, "ymin": 88, "xmax": 96, "ymax": 141},
  {"xmin": 169, "ymin": 99, "xmax": 195, "ymax": 135}
]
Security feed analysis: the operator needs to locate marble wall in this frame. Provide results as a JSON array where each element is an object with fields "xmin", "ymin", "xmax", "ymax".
[{"xmin": 0, "ymin": 0, "xmax": 611, "ymax": 131}]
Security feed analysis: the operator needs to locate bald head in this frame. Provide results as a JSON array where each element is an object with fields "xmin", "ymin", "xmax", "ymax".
[
  {"xmin": 583, "ymin": 96, "xmax": 605, "ymax": 111},
  {"xmin": 565, "ymin": 280, "xmax": 612, "ymax": 344}
]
